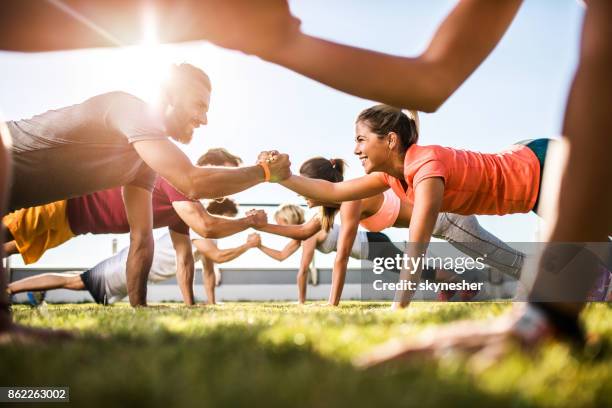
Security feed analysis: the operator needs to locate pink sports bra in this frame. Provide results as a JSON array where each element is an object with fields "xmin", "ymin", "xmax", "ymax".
[{"xmin": 359, "ymin": 189, "xmax": 401, "ymax": 232}]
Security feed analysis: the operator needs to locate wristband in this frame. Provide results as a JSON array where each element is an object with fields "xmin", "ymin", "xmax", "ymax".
[{"xmin": 258, "ymin": 162, "xmax": 271, "ymax": 182}]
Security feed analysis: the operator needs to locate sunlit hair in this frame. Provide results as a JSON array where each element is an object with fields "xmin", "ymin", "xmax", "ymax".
[
  {"xmin": 168, "ymin": 63, "xmax": 211, "ymax": 91},
  {"xmin": 299, "ymin": 157, "xmax": 346, "ymax": 232},
  {"xmin": 274, "ymin": 203, "xmax": 305, "ymax": 226},
  {"xmin": 205, "ymin": 197, "xmax": 238, "ymax": 217},
  {"xmin": 197, "ymin": 148, "xmax": 243, "ymax": 167},
  {"xmin": 357, "ymin": 105, "xmax": 419, "ymax": 152}
]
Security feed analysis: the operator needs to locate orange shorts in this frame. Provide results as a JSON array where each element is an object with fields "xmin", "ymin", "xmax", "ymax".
[{"xmin": 2, "ymin": 200, "xmax": 75, "ymax": 264}]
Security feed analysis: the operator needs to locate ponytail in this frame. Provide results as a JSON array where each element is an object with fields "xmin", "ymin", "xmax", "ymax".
[{"xmin": 299, "ymin": 157, "xmax": 346, "ymax": 232}]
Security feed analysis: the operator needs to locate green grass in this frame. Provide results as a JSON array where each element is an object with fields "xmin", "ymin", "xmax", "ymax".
[{"xmin": 1, "ymin": 302, "xmax": 611, "ymax": 408}]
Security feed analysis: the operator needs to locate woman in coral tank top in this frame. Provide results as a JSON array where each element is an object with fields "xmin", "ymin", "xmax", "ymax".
[{"xmin": 278, "ymin": 105, "xmax": 553, "ymax": 309}]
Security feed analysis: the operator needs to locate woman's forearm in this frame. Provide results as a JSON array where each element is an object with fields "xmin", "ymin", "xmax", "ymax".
[
  {"xmin": 328, "ymin": 257, "xmax": 349, "ymax": 306},
  {"xmin": 265, "ymin": 1, "xmax": 522, "ymax": 112},
  {"xmin": 214, "ymin": 244, "xmax": 251, "ymax": 264},
  {"xmin": 280, "ymin": 175, "xmax": 380, "ymax": 203},
  {"xmin": 269, "ymin": 34, "xmax": 443, "ymax": 112},
  {"xmin": 258, "ymin": 244, "xmax": 287, "ymax": 261},
  {"xmin": 257, "ymin": 222, "xmax": 318, "ymax": 241}
]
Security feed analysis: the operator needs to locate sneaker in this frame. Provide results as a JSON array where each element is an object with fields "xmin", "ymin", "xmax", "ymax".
[
  {"xmin": 26, "ymin": 291, "xmax": 46, "ymax": 307},
  {"xmin": 586, "ymin": 264, "xmax": 611, "ymax": 301}
]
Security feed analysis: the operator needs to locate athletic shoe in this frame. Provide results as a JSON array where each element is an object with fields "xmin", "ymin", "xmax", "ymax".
[
  {"xmin": 26, "ymin": 291, "xmax": 46, "ymax": 307},
  {"xmin": 437, "ymin": 290, "xmax": 456, "ymax": 301},
  {"xmin": 459, "ymin": 289, "xmax": 480, "ymax": 301},
  {"xmin": 586, "ymin": 264, "xmax": 611, "ymax": 301}
]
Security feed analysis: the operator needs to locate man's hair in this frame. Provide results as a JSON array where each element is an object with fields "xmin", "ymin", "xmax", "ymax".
[
  {"xmin": 169, "ymin": 63, "xmax": 211, "ymax": 91},
  {"xmin": 197, "ymin": 148, "xmax": 243, "ymax": 167},
  {"xmin": 205, "ymin": 197, "xmax": 238, "ymax": 217}
]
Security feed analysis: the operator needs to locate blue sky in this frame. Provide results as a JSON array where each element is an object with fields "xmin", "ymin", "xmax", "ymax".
[{"xmin": 0, "ymin": 0, "xmax": 585, "ymax": 269}]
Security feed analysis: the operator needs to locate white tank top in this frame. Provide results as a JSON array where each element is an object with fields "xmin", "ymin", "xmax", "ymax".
[{"xmin": 316, "ymin": 224, "xmax": 369, "ymax": 259}]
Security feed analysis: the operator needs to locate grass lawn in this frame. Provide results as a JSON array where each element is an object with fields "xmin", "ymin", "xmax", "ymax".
[{"xmin": 1, "ymin": 302, "xmax": 610, "ymax": 407}]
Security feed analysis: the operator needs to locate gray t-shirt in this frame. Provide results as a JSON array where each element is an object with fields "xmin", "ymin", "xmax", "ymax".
[{"xmin": 7, "ymin": 91, "xmax": 166, "ymax": 211}]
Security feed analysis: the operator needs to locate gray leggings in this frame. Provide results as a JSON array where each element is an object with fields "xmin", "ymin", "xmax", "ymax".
[{"xmin": 432, "ymin": 213, "xmax": 524, "ymax": 279}]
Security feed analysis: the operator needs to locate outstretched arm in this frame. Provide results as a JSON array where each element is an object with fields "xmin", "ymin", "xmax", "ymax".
[
  {"xmin": 280, "ymin": 174, "xmax": 388, "ymax": 204},
  {"xmin": 169, "ymin": 230, "xmax": 195, "ymax": 306},
  {"xmin": 133, "ymin": 139, "xmax": 290, "ymax": 199},
  {"xmin": 192, "ymin": 234, "xmax": 258, "ymax": 264},
  {"xmin": 1, "ymin": 0, "xmax": 520, "ymax": 112},
  {"xmin": 264, "ymin": 0, "xmax": 522, "ymax": 112},
  {"xmin": 255, "ymin": 216, "xmax": 322, "ymax": 241},
  {"xmin": 328, "ymin": 201, "xmax": 362, "ymax": 306},
  {"xmin": 258, "ymin": 239, "xmax": 301, "ymax": 262},
  {"xmin": 173, "ymin": 201, "xmax": 266, "ymax": 238}
]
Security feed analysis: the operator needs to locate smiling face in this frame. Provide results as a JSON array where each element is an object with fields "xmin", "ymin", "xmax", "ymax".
[
  {"xmin": 165, "ymin": 82, "xmax": 211, "ymax": 144},
  {"xmin": 354, "ymin": 120, "xmax": 392, "ymax": 174}
]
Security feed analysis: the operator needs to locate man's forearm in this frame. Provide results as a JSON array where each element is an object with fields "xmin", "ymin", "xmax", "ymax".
[
  {"xmin": 187, "ymin": 165, "xmax": 265, "ymax": 199},
  {"xmin": 202, "ymin": 264, "xmax": 216, "ymax": 305},
  {"xmin": 202, "ymin": 216, "xmax": 253, "ymax": 239},
  {"xmin": 126, "ymin": 235, "xmax": 154, "ymax": 307}
]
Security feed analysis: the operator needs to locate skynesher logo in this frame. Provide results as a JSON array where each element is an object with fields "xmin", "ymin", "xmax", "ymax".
[
  {"xmin": 372, "ymin": 279, "xmax": 484, "ymax": 292},
  {"xmin": 372, "ymin": 254, "xmax": 487, "ymax": 274}
]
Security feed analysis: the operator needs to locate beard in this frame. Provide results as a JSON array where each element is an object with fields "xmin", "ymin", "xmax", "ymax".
[
  {"xmin": 166, "ymin": 112, "xmax": 194, "ymax": 144},
  {"xmin": 171, "ymin": 129, "xmax": 193, "ymax": 144}
]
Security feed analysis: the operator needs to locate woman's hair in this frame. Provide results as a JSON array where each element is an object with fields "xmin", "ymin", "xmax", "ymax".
[
  {"xmin": 197, "ymin": 148, "xmax": 243, "ymax": 167},
  {"xmin": 205, "ymin": 197, "xmax": 239, "ymax": 217},
  {"xmin": 274, "ymin": 203, "xmax": 305, "ymax": 225},
  {"xmin": 356, "ymin": 104, "xmax": 419, "ymax": 152},
  {"xmin": 299, "ymin": 157, "xmax": 346, "ymax": 232}
]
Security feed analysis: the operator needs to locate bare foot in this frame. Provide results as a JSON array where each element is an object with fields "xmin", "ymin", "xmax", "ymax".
[{"xmin": 0, "ymin": 322, "xmax": 73, "ymax": 345}]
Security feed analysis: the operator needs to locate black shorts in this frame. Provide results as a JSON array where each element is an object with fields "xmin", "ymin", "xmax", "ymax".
[{"xmin": 80, "ymin": 269, "xmax": 108, "ymax": 305}]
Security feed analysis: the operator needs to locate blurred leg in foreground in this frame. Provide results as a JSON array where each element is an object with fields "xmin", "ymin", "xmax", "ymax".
[{"xmin": 0, "ymin": 125, "xmax": 72, "ymax": 343}]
